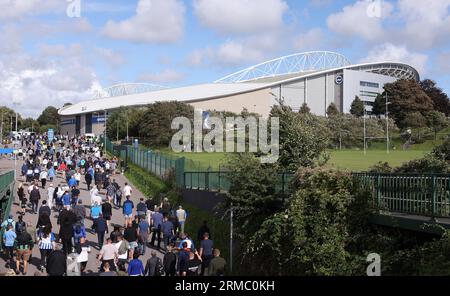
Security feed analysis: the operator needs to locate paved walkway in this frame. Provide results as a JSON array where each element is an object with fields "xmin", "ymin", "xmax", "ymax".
[{"xmin": 0, "ymin": 155, "xmax": 164, "ymax": 276}]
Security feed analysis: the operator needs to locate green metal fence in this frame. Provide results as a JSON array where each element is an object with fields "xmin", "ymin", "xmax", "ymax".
[
  {"xmin": 184, "ymin": 171, "xmax": 294, "ymax": 194},
  {"xmin": 353, "ymin": 173, "xmax": 450, "ymax": 218},
  {"xmin": 105, "ymin": 138, "xmax": 186, "ymax": 187},
  {"xmin": 0, "ymin": 170, "xmax": 15, "ymax": 251}
]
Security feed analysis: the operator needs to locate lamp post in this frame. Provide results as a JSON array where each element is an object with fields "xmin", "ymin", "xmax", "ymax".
[
  {"xmin": 363, "ymin": 103, "xmax": 366, "ymax": 155},
  {"xmin": 385, "ymin": 92, "xmax": 391, "ymax": 154}
]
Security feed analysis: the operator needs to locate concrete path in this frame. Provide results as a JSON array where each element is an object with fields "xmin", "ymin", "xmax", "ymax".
[{"xmin": 0, "ymin": 155, "xmax": 164, "ymax": 276}]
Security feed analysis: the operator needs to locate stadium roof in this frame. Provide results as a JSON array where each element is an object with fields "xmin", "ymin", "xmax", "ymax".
[{"xmin": 59, "ymin": 54, "xmax": 420, "ymax": 116}]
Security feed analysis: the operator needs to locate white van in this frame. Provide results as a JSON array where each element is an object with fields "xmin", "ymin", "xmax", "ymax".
[{"xmin": 85, "ymin": 133, "xmax": 96, "ymax": 143}]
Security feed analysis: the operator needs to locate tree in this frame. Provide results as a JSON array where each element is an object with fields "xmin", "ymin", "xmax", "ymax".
[
  {"xmin": 299, "ymin": 103, "xmax": 310, "ymax": 114},
  {"xmin": 106, "ymin": 107, "xmax": 145, "ymax": 141},
  {"xmin": 425, "ymin": 111, "xmax": 448, "ymax": 140},
  {"xmin": 139, "ymin": 101, "xmax": 194, "ymax": 147},
  {"xmin": 22, "ymin": 118, "xmax": 40, "ymax": 133},
  {"xmin": 383, "ymin": 80, "xmax": 434, "ymax": 128},
  {"xmin": 245, "ymin": 169, "xmax": 372, "ymax": 275},
  {"xmin": 37, "ymin": 106, "xmax": 59, "ymax": 126},
  {"xmin": 270, "ymin": 104, "xmax": 330, "ymax": 172},
  {"xmin": 420, "ymin": 79, "xmax": 450, "ymax": 116},
  {"xmin": 372, "ymin": 94, "xmax": 385, "ymax": 116},
  {"xmin": 326, "ymin": 103, "xmax": 339, "ymax": 117},
  {"xmin": 350, "ymin": 96, "xmax": 364, "ymax": 117}
]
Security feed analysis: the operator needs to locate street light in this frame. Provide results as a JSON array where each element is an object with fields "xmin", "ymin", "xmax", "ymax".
[{"xmin": 385, "ymin": 92, "xmax": 392, "ymax": 154}]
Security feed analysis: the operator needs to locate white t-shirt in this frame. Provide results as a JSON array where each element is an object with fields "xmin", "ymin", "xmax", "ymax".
[
  {"xmin": 123, "ymin": 185, "xmax": 132, "ymax": 197},
  {"xmin": 176, "ymin": 209, "xmax": 186, "ymax": 222},
  {"xmin": 40, "ymin": 171, "xmax": 48, "ymax": 180}
]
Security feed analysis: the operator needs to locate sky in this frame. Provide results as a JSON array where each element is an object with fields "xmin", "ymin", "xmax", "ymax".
[{"xmin": 0, "ymin": 0, "xmax": 449, "ymax": 118}]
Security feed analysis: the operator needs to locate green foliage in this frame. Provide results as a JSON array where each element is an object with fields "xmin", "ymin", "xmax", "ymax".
[
  {"xmin": 432, "ymin": 137, "xmax": 450, "ymax": 162},
  {"xmin": 222, "ymin": 153, "xmax": 281, "ymax": 238},
  {"xmin": 245, "ymin": 169, "xmax": 371, "ymax": 275},
  {"xmin": 393, "ymin": 154, "xmax": 448, "ymax": 174},
  {"xmin": 21, "ymin": 118, "xmax": 40, "ymax": 133},
  {"xmin": 350, "ymin": 96, "xmax": 364, "ymax": 117},
  {"xmin": 270, "ymin": 104, "xmax": 330, "ymax": 172},
  {"xmin": 401, "ymin": 112, "xmax": 428, "ymax": 141},
  {"xmin": 299, "ymin": 103, "xmax": 310, "ymax": 114},
  {"xmin": 139, "ymin": 101, "xmax": 194, "ymax": 148},
  {"xmin": 420, "ymin": 79, "xmax": 450, "ymax": 116},
  {"xmin": 106, "ymin": 107, "xmax": 144, "ymax": 141},
  {"xmin": 383, "ymin": 80, "xmax": 434, "ymax": 128},
  {"xmin": 326, "ymin": 103, "xmax": 339, "ymax": 117},
  {"xmin": 368, "ymin": 161, "xmax": 393, "ymax": 173},
  {"xmin": 425, "ymin": 111, "xmax": 448, "ymax": 140},
  {"xmin": 37, "ymin": 106, "xmax": 59, "ymax": 126}
]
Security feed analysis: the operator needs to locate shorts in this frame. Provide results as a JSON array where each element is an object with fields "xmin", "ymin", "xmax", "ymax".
[
  {"xmin": 16, "ymin": 249, "xmax": 31, "ymax": 261},
  {"xmin": 129, "ymin": 241, "xmax": 138, "ymax": 250},
  {"xmin": 124, "ymin": 214, "xmax": 133, "ymax": 218},
  {"xmin": 104, "ymin": 215, "xmax": 111, "ymax": 221}
]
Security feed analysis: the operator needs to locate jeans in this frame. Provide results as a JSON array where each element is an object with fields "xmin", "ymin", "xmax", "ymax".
[
  {"xmin": 31, "ymin": 201, "xmax": 39, "ymax": 213},
  {"xmin": 163, "ymin": 235, "xmax": 171, "ymax": 250},
  {"xmin": 178, "ymin": 221, "xmax": 185, "ymax": 234}
]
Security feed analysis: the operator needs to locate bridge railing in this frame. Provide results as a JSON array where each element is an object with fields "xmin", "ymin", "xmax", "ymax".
[
  {"xmin": 0, "ymin": 170, "xmax": 15, "ymax": 251},
  {"xmin": 353, "ymin": 173, "xmax": 450, "ymax": 219},
  {"xmin": 183, "ymin": 171, "xmax": 294, "ymax": 194}
]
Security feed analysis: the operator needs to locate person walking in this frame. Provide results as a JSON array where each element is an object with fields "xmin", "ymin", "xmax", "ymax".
[
  {"xmin": 98, "ymin": 237, "xmax": 118, "ymax": 272},
  {"xmin": 96, "ymin": 213, "xmax": 107, "ymax": 250},
  {"xmin": 101, "ymin": 200, "xmax": 112, "ymax": 232},
  {"xmin": 122, "ymin": 196, "xmax": 134, "ymax": 226},
  {"xmin": 14, "ymin": 228, "xmax": 34, "ymax": 275},
  {"xmin": 208, "ymin": 249, "xmax": 226, "ymax": 276},
  {"xmin": 73, "ymin": 199, "xmax": 86, "ymax": 225},
  {"xmin": 90, "ymin": 201, "xmax": 101, "ymax": 234},
  {"xmin": 2, "ymin": 224, "xmax": 17, "ymax": 270},
  {"xmin": 138, "ymin": 217, "xmax": 150, "ymax": 256},
  {"xmin": 58, "ymin": 208, "xmax": 77, "ymax": 254},
  {"xmin": 199, "ymin": 232, "xmax": 214, "ymax": 275},
  {"xmin": 85, "ymin": 170, "xmax": 93, "ymax": 191},
  {"xmin": 37, "ymin": 226, "xmax": 56, "ymax": 272},
  {"xmin": 161, "ymin": 215, "xmax": 174, "ymax": 251},
  {"xmin": 46, "ymin": 243, "xmax": 67, "ymax": 276},
  {"xmin": 163, "ymin": 245, "xmax": 177, "ymax": 276},
  {"xmin": 29, "ymin": 184, "xmax": 41, "ymax": 214},
  {"xmin": 39, "ymin": 169, "xmax": 48, "ymax": 189},
  {"xmin": 150, "ymin": 208, "xmax": 163, "ymax": 250},
  {"xmin": 124, "ymin": 222, "xmax": 138, "ymax": 260},
  {"xmin": 100, "ymin": 262, "xmax": 116, "ymax": 276},
  {"xmin": 47, "ymin": 183, "xmax": 55, "ymax": 210},
  {"xmin": 38, "ymin": 200, "xmax": 51, "ymax": 218},
  {"xmin": 144, "ymin": 251, "xmax": 161, "ymax": 276},
  {"xmin": 17, "ymin": 183, "xmax": 26, "ymax": 216},
  {"xmin": 176, "ymin": 205, "xmax": 187, "ymax": 234},
  {"xmin": 77, "ymin": 237, "xmax": 91, "ymax": 274},
  {"xmin": 127, "ymin": 252, "xmax": 144, "ymax": 276}
]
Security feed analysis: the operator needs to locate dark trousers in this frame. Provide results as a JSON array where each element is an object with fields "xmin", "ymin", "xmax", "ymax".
[
  {"xmin": 97, "ymin": 231, "xmax": 105, "ymax": 249},
  {"xmin": 150, "ymin": 227, "xmax": 161, "ymax": 248},
  {"xmin": 40, "ymin": 249, "xmax": 52, "ymax": 267},
  {"xmin": 41, "ymin": 179, "xmax": 47, "ymax": 188},
  {"xmin": 62, "ymin": 238, "xmax": 73, "ymax": 254},
  {"xmin": 5, "ymin": 246, "xmax": 14, "ymax": 267},
  {"xmin": 86, "ymin": 182, "xmax": 91, "ymax": 191},
  {"xmin": 202, "ymin": 255, "xmax": 214, "ymax": 275},
  {"xmin": 101, "ymin": 259, "xmax": 116, "ymax": 272}
]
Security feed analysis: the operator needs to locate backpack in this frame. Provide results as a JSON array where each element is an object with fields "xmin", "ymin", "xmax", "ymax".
[
  {"xmin": 16, "ymin": 221, "xmax": 26, "ymax": 234},
  {"xmin": 118, "ymin": 240, "xmax": 129, "ymax": 255},
  {"xmin": 155, "ymin": 258, "xmax": 164, "ymax": 276}
]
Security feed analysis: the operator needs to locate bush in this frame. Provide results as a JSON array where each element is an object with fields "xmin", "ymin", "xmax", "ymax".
[{"xmin": 394, "ymin": 155, "xmax": 448, "ymax": 174}]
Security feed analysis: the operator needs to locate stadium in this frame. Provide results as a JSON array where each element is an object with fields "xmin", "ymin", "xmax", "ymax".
[{"xmin": 58, "ymin": 51, "xmax": 420, "ymax": 136}]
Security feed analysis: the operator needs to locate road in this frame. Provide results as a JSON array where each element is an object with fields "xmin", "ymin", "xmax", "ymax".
[{"xmin": 0, "ymin": 155, "xmax": 164, "ymax": 276}]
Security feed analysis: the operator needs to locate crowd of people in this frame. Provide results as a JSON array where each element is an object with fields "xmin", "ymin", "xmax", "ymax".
[{"xmin": 1, "ymin": 133, "xmax": 226, "ymax": 276}]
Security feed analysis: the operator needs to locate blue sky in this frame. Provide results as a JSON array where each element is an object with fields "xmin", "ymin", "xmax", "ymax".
[{"xmin": 0, "ymin": 0, "xmax": 449, "ymax": 117}]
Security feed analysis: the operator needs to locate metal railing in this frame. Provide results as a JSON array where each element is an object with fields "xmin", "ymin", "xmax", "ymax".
[
  {"xmin": 0, "ymin": 170, "xmax": 15, "ymax": 250},
  {"xmin": 353, "ymin": 173, "xmax": 450, "ymax": 219},
  {"xmin": 183, "ymin": 171, "xmax": 294, "ymax": 194}
]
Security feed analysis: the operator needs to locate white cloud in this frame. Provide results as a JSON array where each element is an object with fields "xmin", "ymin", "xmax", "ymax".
[
  {"xmin": 0, "ymin": 0, "xmax": 63, "ymax": 20},
  {"xmin": 360, "ymin": 43, "xmax": 428, "ymax": 75},
  {"xmin": 327, "ymin": 0, "xmax": 393, "ymax": 41},
  {"xmin": 393, "ymin": 0, "xmax": 450, "ymax": 50},
  {"xmin": 435, "ymin": 52, "xmax": 450, "ymax": 74},
  {"xmin": 94, "ymin": 47, "xmax": 125, "ymax": 68},
  {"xmin": 193, "ymin": 0, "xmax": 288, "ymax": 35},
  {"xmin": 137, "ymin": 69, "xmax": 185, "ymax": 84},
  {"xmin": 102, "ymin": 0, "xmax": 185, "ymax": 44},
  {"xmin": 293, "ymin": 28, "xmax": 325, "ymax": 51}
]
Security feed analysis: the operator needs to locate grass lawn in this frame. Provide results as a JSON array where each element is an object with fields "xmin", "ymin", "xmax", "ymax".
[
  {"xmin": 156, "ymin": 148, "xmax": 228, "ymax": 171},
  {"xmin": 326, "ymin": 150, "xmax": 428, "ymax": 171}
]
